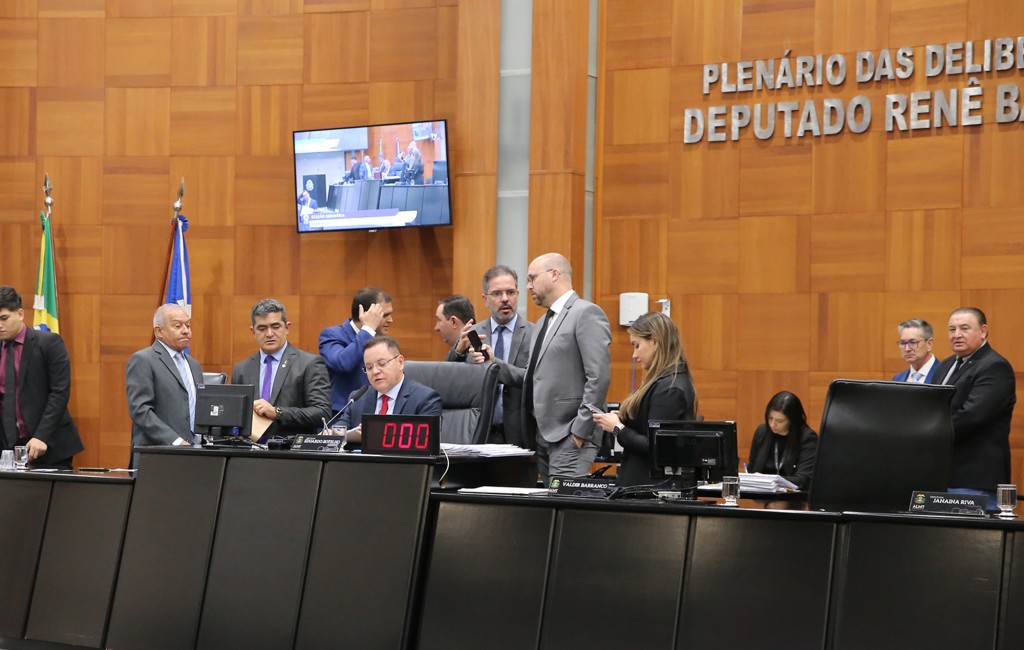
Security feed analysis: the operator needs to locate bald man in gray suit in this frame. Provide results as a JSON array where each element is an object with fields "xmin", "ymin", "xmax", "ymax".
[{"xmin": 477, "ymin": 253, "xmax": 611, "ymax": 485}]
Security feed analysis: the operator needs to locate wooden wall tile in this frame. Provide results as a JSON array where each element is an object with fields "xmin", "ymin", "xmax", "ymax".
[
  {"xmin": 601, "ymin": 144, "xmax": 670, "ymax": 219},
  {"xmin": 452, "ymin": 0, "xmax": 498, "ymax": 174},
  {"xmin": 238, "ymin": 85, "xmax": 301, "ymax": 156},
  {"xmin": 738, "ymin": 215, "xmax": 810, "ymax": 294},
  {"xmin": 237, "ymin": 15, "xmax": 303, "ymax": 85},
  {"xmin": 171, "ymin": 0, "xmax": 237, "ymax": 15},
  {"xmin": 606, "ymin": 68, "xmax": 671, "ymax": 147},
  {"xmin": 303, "ymin": 10, "xmax": 367, "ymax": 83},
  {"xmin": 368, "ymin": 81, "xmax": 436, "ymax": 124},
  {"xmin": 962, "ymin": 208, "xmax": 1024, "ymax": 289},
  {"xmin": 0, "ymin": 88, "xmax": 36, "ymax": 156},
  {"xmin": 885, "ymin": 208, "xmax": 960, "ymax": 292},
  {"xmin": 810, "ymin": 212, "xmax": 886, "ymax": 292},
  {"xmin": 171, "ymin": 16, "xmax": 238, "ymax": 86},
  {"xmin": 38, "ymin": 1, "xmax": 104, "ymax": 18},
  {"xmin": 814, "ymin": 0, "xmax": 891, "ymax": 53},
  {"xmin": 304, "ymin": 0, "xmax": 368, "ymax": 12},
  {"xmin": 736, "ymin": 294, "xmax": 811, "ymax": 372},
  {"xmin": 812, "ymin": 129, "xmax": 886, "ymax": 215},
  {"xmin": 301, "ymin": 82, "xmax": 369, "ymax": 129},
  {"xmin": 738, "ymin": 140, "xmax": 814, "ymax": 216},
  {"xmin": 101, "ymin": 156, "xmax": 172, "ymax": 224},
  {"xmin": 101, "ymin": 225, "xmax": 178, "ymax": 296},
  {"xmin": 0, "ymin": 19, "xmax": 38, "ymax": 86},
  {"xmin": 889, "ymin": 0, "xmax": 967, "ymax": 47},
  {"xmin": 678, "ymin": 294, "xmax": 738, "ymax": 371},
  {"xmin": 37, "ymin": 18, "xmax": 105, "ymax": 87},
  {"xmin": 37, "ymin": 156, "xmax": 103, "ymax": 225},
  {"xmin": 0, "ymin": 1, "xmax": 38, "ymax": 18},
  {"xmin": 964, "ymin": 124, "xmax": 1024, "ymax": 210},
  {"xmin": 605, "ymin": 0, "xmax": 672, "ymax": 69},
  {"xmin": 234, "ymin": 155, "xmax": 294, "ymax": 225},
  {"xmin": 239, "ymin": 0, "xmax": 302, "ymax": 16},
  {"xmin": 886, "ymin": 133, "xmax": 963, "ymax": 210},
  {"xmin": 169, "ymin": 86, "xmax": 237, "ymax": 155},
  {"xmin": 0, "ymin": 159, "xmax": 40, "ymax": 223},
  {"xmin": 666, "ymin": 219, "xmax": 738, "ymax": 294},
  {"xmin": 739, "ymin": 0, "xmax": 815, "ymax": 61},
  {"xmin": 105, "ymin": 87, "xmax": 171, "ymax": 156},
  {"xmin": 671, "ymin": 0, "xmax": 742, "ymax": 66},
  {"xmin": 435, "ymin": 5, "xmax": 457, "ymax": 80},
  {"xmin": 598, "ymin": 217, "xmax": 667, "ymax": 298},
  {"xmin": 106, "ymin": 18, "xmax": 172, "ymax": 86},
  {"xmin": 368, "ymin": 8, "xmax": 437, "ymax": 82},
  {"xmin": 810, "ymin": 292, "xmax": 886, "ymax": 372},
  {"xmin": 168, "ymin": 156, "xmax": 237, "ymax": 226},
  {"xmin": 184, "ymin": 225, "xmax": 236, "ymax": 296},
  {"xmin": 36, "ymin": 88, "xmax": 105, "ymax": 156},
  {"xmin": 672, "ymin": 141, "xmax": 740, "ymax": 220},
  {"xmin": 55, "ymin": 225, "xmax": 103, "ymax": 295},
  {"xmin": 232, "ymin": 226, "xmax": 300, "ymax": 295},
  {"xmin": 107, "ymin": 0, "xmax": 171, "ymax": 18}
]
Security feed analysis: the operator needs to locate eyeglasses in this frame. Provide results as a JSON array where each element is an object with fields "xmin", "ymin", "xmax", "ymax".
[
  {"xmin": 486, "ymin": 289, "xmax": 519, "ymax": 299},
  {"xmin": 526, "ymin": 269, "xmax": 555, "ymax": 284},
  {"xmin": 362, "ymin": 354, "xmax": 400, "ymax": 373},
  {"xmin": 897, "ymin": 339, "xmax": 924, "ymax": 349}
]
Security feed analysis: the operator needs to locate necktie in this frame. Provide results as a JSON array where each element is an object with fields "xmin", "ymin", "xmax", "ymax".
[
  {"xmin": 2, "ymin": 341, "xmax": 17, "ymax": 447},
  {"xmin": 261, "ymin": 355, "xmax": 275, "ymax": 401},
  {"xmin": 910, "ymin": 371, "xmax": 923, "ymax": 383},
  {"xmin": 524, "ymin": 310, "xmax": 555, "ymax": 412},
  {"xmin": 943, "ymin": 357, "xmax": 963, "ymax": 385},
  {"xmin": 174, "ymin": 352, "xmax": 196, "ymax": 436},
  {"xmin": 379, "ymin": 394, "xmax": 390, "ymax": 415},
  {"xmin": 492, "ymin": 326, "xmax": 507, "ymax": 425}
]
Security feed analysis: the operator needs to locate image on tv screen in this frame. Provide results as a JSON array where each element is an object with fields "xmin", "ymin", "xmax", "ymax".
[{"xmin": 293, "ymin": 119, "xmax": 451, "ymax": 233}]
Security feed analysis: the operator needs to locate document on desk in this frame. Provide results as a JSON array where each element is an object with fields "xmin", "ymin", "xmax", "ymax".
[
  {"xmin": 740, "ymin": 473, "xmax": 798, "ymax": 492},
  {"xmin": 457, "ymin": 486, "xmax": 549, "ymax": 496},
  {"xmin": 440, "ymin": 443, "xmax": 535, "ymax": 458}
]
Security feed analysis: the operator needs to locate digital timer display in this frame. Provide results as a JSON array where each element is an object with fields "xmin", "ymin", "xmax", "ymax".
[{"xmin": 360, "ymin": 414, "xmax": 441, "ymax": 457}]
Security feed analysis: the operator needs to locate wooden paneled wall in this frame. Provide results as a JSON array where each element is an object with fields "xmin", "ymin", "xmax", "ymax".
[
  {"xmin": 0, "ymin": 0, "xmax": 499, "ymax": 467},
  {"xmin": 595, "ymin": 0, "xmax": 1024, "ymax": 484}
]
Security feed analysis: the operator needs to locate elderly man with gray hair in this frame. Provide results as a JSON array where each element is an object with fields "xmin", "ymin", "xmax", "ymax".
[
  {"xmin": 893, "ymin": 318, "xmax": 939, "ymax": 383},
  {"xmin": 232, "ymin": 298, "xmax": 331, "ymax": 442}
]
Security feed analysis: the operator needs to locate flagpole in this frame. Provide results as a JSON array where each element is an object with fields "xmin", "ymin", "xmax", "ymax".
[
  {"xmin": 34, "ymin": 173, "xmax": 60, "ymax": 333},
  {"xmin": 158, "ymin": 178, "xmax": 185, "ymax": 312}
]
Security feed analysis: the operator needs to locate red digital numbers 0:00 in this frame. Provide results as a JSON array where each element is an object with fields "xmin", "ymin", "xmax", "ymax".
[{"xmin": 381, "ymin": 422, "xmax": 430, "ymax": 450}]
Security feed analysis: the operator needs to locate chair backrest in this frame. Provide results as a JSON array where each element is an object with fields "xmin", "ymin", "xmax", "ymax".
[
  {"xmin": 402, "ymin": 361, "xmax": 499, "ymax": 445},
  {"xmin": 809, "ymin": 380, "xmax": 955, "ymax": 512},
  {"xmin": 202, "ymin": 372, "xmax": 227, "ymax": 386}
]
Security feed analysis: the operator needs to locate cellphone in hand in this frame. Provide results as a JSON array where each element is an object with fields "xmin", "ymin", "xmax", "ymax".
[
  {"xmin": 583, "ymin": 402, "xmax": 604, "ymax": 415},
  {"xmin": 465, "ymin": 330, "xmax": 490, "ymax": 361}
]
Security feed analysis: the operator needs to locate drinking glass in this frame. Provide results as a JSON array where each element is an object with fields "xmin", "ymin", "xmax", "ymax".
[
  {"xmin": 0, "ymin": 450, "xmax": 14, "ymax": 471},
  {"xmin": 13, "ymin": 446, "xmax": 28, "ymax": 470},
  {"xmin": 327, "ymin": 426, "xmax": 348, "ymax": 450},
  {"xmin": 997, "ymin": 484, "xmax": 1018, "ymax": 518},
  {"xmin": 722, "ymin": 476, "xmax": 740, "ymax": 507}
]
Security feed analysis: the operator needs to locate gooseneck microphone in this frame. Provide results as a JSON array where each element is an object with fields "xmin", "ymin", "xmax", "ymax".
[{"xmin": 324, "ymin": 385, "xmax": 370, "ymax": 429}]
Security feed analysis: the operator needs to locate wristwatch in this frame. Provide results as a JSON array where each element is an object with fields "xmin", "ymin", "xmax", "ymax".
[
  {"xmin": 612, "ymin": 425, "xmax": 623, "ymax": 435},
  {"xmin": 275, "ymin": 407, "xmax": 283, "ymax": 419}
]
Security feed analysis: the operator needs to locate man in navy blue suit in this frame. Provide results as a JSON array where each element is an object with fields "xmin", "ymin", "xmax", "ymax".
[
  {"xmin": 338, "ymin": 336, "xmax": 442, "ymax": 438},
  {"xmin": 892, "ymin": 319, "xmax": 939, "ymax": 383},
  {"xmin": 319, "ymin": 287, "xmax": 394, "ymax": 411}
]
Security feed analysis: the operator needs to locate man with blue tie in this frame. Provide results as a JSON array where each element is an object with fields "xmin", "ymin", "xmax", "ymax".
[
  {"xmin": 892, "ymin": 319, "xmax": 939, "ymax": 383},
  {"xmin": 448, "ymin": 265, "xmax": 534, "ymax": 446},
  {"xmin": 231, "ymin": 299, "xmax": 330, "ymax": 442}
]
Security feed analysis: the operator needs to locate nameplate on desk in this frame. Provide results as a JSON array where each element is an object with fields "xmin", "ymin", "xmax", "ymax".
[
  {"xmin": 549, "ymin": 477, "xmax": 615, "ymax": 498},
  {"xmin": 290, "ymin": 435, "xmax": 345, "ymax": 453},
  {"xmin": 908, "ymin": 491, "xmax": 987, "ymax": 517}
]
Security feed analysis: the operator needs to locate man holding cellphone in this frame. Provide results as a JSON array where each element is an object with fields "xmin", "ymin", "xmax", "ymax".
[{"xmin": 449, "ymin": 265, "xmax": 533, "ymax": 446}]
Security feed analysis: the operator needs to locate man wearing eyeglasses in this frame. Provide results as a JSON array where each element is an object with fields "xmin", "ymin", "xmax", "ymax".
[
  {"xmin": 892, "ymin": 319, "xmax": 939, "ymax": 383},
  {"xmin": 449, "ymin": 265, "xmax": 535, "ymax": 446},
  {"xmin": 337, "ymin": 335, "xmax": 442, "ymax": 439}
]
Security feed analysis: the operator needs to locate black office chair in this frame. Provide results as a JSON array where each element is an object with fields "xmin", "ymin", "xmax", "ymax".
[
  {"xmin": 809, "ymin": 380, "xmax": 955, "ymax": 512},
  {"xmin": 403, "ymin": 361, "xmax": 499, "ymax": 445},
  {"xmin": 202, "ymin": 372, "xmax": 227, "ymax": 385}
]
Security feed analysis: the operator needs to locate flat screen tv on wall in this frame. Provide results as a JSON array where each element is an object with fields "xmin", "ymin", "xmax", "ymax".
[{"xmin": 293, "ymin": 119, "xmax": 451, "ymax": 233}]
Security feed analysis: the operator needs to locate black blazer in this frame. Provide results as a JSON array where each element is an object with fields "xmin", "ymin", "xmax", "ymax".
[
  {"xmin": 931, "ymin": 343, "xmax": 1016, "ymax": 489},
  {"xmin": 232, "ymin": 344, "xmax": 331, "ymax": 441},
  {"xmin": 7, "ymin": 328, "xmax": 84, "ymax": 464},
  {"xmin": 617, "ymin": 363, "xmax": 696, "ymax": 487},
  {"xmin": 748, "ymin": 423, "xmax": 818, "ymax": 490}
]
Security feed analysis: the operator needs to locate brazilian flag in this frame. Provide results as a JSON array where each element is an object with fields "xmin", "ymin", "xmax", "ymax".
[{"xmin": 33, "ymin": 212, "xmax": 59, "ymax": 333}]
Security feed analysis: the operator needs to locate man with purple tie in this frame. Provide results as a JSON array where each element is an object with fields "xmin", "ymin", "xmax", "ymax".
[{"xmin": 232, "ymin": 299, "xmax": 330, "ymax": 442}]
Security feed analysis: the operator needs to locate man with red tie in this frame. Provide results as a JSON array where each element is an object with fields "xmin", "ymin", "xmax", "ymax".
[
  {"xmin": 337, "ymin": 335, "xmax": 442, "ymax": 440},
  {"xmin": 0, "ymin": 286, "xmax": 83, "ymax": 468}
]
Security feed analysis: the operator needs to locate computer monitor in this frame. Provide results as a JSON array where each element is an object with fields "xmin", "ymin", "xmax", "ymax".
[
  {"xmin": 649, "ymin": 420, "xmax": 739, "ymax": 497},
  {"xmin": 195, "ymin": 384, "xmax": 254, "ymax": 441}
]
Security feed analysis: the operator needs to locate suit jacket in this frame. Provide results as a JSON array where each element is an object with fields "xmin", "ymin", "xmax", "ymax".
[
  {"xmin": 617, "ymin": 363, "xmax": 696, "ymax": 487},
  {"xmin": 892, "ymin": 358, "xmax": 939, "ymax": 383},
  {"xmin": 446, "ymin": 317, "xmax": 535, "ymax": 447},
  {"xmin": 320, "ymin": 319, "xmax": 374, "ymax": 411},
  {"xmin": 126, "ymin": 341, "xmax": 204, "ymax": 459},
  {"xmin": 232, "ymin": 343, "xmax": 331, "ymax": 440},
  {"xmin": 495, "ymin": 292, "xmax": 612, "ymax": 446},
  {"xmin": 338, "ymin": 376, "xmax": 443, "ymax": 429},
  {"xmin": 5, "ymin": 328, "xmax": 84, "ymax": 464},
  {"xmin": 748, "ymin": 423, "xmax": 819, "ymax": 490},
  {"xmin": 931, "ymin": 343, "xmax": 1016, "ymax": 489}
]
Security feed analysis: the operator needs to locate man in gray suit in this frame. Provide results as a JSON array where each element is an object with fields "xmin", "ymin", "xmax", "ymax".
[
  {"xmin": 449, "ymin": 265, "xmax": 534, "ymax": 447},
  {"xmin": 126, "ymin": 304, "xmax": 204, "ymax": 466},
  {"xmin": 477, "ymin": 254, "xmax": 611, "ymax": 483},
  {"xmin": 232, "ymin": 299, "xmax": 331, "ymax": 442}
]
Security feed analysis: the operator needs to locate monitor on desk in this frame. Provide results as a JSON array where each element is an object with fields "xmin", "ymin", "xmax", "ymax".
[
  {"xmin": 648, "ymin": 420, "xmax": 738, "ymax": 497},
  {"xmin": 195, "ymin": 384, "xmax": 254, "ymax": 441}
]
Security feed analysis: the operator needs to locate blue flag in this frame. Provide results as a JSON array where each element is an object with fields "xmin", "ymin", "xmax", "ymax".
[{"xmin": 165, "ymin": 213, "xmax": 192, "ymax": 318}]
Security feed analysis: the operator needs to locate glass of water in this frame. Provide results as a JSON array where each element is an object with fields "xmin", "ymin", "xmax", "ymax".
[
  {"xmin": 997, "ymin": 484, "xmax": 1018, "ymax": 518},
  {"xmin": 722, "ymin": 476, "xmax": 740, "ymax": 507},
  {"xmin": 0, "ymin": 450, "xmax": 13, "ymax": 471},
  {"xmin": 13, "ymin": 446, "xmax": 28, "ymax": 470}
]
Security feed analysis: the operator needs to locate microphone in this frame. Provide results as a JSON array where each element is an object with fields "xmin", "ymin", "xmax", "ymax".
[{"xmin": 324, "ymin": 385, "xmax": 370, "ymax": 429}]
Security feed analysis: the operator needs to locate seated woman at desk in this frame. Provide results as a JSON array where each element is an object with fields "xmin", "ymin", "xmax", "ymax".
[
  {"xmin": 593, "ymin": 312, "xmax": 697, "ymax": 486},
  {"xmin": 748, "ymin": 391, "xmax": 818, "ymax": 490}
]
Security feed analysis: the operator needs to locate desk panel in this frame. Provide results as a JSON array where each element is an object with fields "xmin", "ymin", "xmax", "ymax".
[
  {"xmin": 540, "ymin": 509, "xmax": 690, "ymax": 650},
  {"xmin": 833, "ymin": 521, "xmax": 1003, "ymax": 650},
  {"xmin": 196, "ymin": 457, "xmax": 321, "ymax": 650},
  {"xmin": 107, "ymin": 453, "xmax": 226, "ymax": 650},
  {"xmin": 417, "ymin": 502, "xmax": 555, "ymax": 650},
  {"xmin": 26, "ymin": 481, "xmax": 132, "ymax": 648},
  {"xmin": 0, "ymin": 479, "xmax": 51, "ymax": 637}
]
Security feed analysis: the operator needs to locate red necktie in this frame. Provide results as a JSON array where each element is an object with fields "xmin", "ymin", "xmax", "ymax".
[{"xmin": 378, "ymin": 394, "xmax": 390, "ymax": 415}]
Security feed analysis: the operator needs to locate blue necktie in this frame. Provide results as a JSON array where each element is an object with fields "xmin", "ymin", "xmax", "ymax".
[{"xmin": 174, "ymin": 352, "xmax": 196, "ymax": 436}]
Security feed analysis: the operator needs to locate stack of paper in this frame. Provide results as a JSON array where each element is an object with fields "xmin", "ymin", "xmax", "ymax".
[
  {"xmin": 739, "ymin": 473, "xmax": 798, "ymax": 493},
  {"xmin": 440, "ymin": 443, "xmax": 535, "ymax": 458}
]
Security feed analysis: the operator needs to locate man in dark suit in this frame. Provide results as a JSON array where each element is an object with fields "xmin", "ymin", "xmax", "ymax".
[
  {"xmin": 478, "ymin": 254, "xmax": 611, "ymax": 483},
  {"xmin": 338, "ymin": 335, "xmax": 442, "ymax": 435},
  {"xmin": 126, "ymin": 303, "xmax": 204, "ymax": 466},
  {"xmin": 319, "ymin": 286, "xmax": 394, "ymax": 411},
  {"xmin": 232, "ymin": 299, "xmax": 330, "ymax": 442},
  {"xmin": 0, "ymin": 286, "xmax": 83, "ymax": 468},
  {"xmin": 434, "ymin": 294, "xmax": 475, "ymax": 352},
  {"xmin": 932, "ymin": 307, "xmax": 1016, "ymax": 496},
  {"xmin": 449, "ymin": 265, "xmax": 534, "ymax": 446},
  {"xmin": 892, "ymin": 318, "xmax": 939, "ymax": 383}
]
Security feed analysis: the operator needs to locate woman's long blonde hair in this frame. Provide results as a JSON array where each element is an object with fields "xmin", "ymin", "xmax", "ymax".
[{"xmin": 619, "ymin": 312, "xmax": 697, "ymax": 419}]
